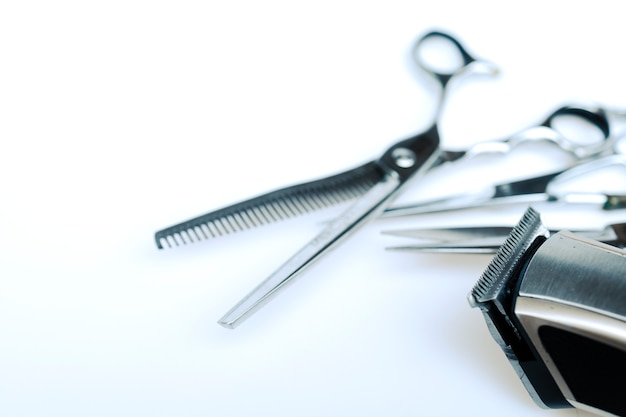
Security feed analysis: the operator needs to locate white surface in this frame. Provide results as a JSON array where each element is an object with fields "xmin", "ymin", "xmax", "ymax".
[{"xmin": 1, "ymin": 1, "xmax": 626, "ymax": 416}]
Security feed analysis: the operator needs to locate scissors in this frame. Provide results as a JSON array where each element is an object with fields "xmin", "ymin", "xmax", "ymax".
[
  {"xmin": 155, "ymin": 31, "xmax": 498, "ymax": 249},
  {"xmin": 155, "ymin": 30, "xmax": 503, "ymax": 327},
  {"xmin": 381, "ymin": 111, "xmax": 626, "ymax": 218}
]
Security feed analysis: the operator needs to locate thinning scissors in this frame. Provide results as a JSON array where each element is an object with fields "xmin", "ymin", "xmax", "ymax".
[
  {"xmin": 214, "ymin": 31, "xmax": 498, "ymax": 328},
  {"xmin": 156, "ymin": 30, "xmax": 501, "ymax": 328}
]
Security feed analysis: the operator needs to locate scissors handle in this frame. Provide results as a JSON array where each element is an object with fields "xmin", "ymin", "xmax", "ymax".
[
  {"xmin": 413, "ymin": 31, "xmax": 481, "ymax": 87},
  {"xmin": 460, "ymin": 103, "xmax": 615, "ymax": 162},
  {"xmin": 539, "ymin": 104, "xmax": 613, "ymax": 159},
  {"xmin": 542, "ymin": 105, "xmax": 610, "ymax": 136},
  {"xmin": 412, "ymin": 31, "xmax": 499, "ymax": 134}
]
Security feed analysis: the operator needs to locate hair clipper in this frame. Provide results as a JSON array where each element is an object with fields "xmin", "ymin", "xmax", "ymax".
[{"xmin": 470, "ymin": 207, "xmax": 626, "ymax": 416}]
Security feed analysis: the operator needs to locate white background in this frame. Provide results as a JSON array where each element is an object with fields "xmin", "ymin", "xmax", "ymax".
[{"xmin": 2, "ymin": 1, "xmax": 626, "ymax": 416}]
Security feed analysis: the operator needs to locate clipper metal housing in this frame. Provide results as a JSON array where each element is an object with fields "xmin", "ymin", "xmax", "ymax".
[{"xmin": 470, "ymin": 207, "xmax": 626, "ymax": 416}]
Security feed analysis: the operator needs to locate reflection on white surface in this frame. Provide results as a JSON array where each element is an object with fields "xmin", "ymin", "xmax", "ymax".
[{"xmin": 1, "ymin": 1, "xmax": 624, "ymax": 416}]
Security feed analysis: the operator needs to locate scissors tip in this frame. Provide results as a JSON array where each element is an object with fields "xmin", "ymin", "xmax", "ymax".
[{"xmin": 217, "ymin": 319, "xmax": 237, "ymax": 330}]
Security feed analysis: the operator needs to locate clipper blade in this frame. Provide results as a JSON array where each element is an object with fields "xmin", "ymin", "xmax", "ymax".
[
  {"xmin": 469, "ymin": 207, "xmax": 549, "ymax": 307},
  {"xmin": 469, "ymin": 207, "xmax": 570, "ymax": 410}
]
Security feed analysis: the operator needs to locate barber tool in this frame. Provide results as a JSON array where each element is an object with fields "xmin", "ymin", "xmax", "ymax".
[
  {"xmin": 468, "ymin": 207, "xmax": 626, "ymax": 416},
  {"xmin": 381, "ymin": 131, "xmax": 626, "ymax": 218},
  {"xmin": 155, "ymin": 31, "xmax": 495, "ymax": 249},
  {"xmin": 156, "ymin": 30, "xmax": 503, "ymax": 328},
  {"xmin": 382, "ymin": 151, "xmax": 626, "ymax": 252}
]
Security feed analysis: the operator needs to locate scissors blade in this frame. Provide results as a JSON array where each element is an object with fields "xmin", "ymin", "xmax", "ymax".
[
  {"xmin": 218, "ymin": 173, "xmax": 402, "ymax": 328},
  {"xmin": 382, "ymin": 226, "xmax": 520, "ymax": 241},
  {"xmin": 387, "ymin": 244, "xmax": 501, "ymax": 254},
  {"xmin": 381, "ymin": 171, "xmax": 562, "ymax": 218},
  {"xmin": 219, "ymin": 128, "xmax": 442, "ymax": 328},
  {"xmin": 384, "ymin": 224, "xmax": 624, "ymax": 253},
  {"xmin": 154, "ymin": 161, "xmax": 383, "ymax": 249}
]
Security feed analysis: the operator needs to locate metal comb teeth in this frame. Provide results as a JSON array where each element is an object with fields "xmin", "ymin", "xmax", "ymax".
[
  {"xmin": 469, "ymin": 207, "xmax": 550, "ymax": 306},
  {"xmin": 155, "ymin": 161, "xmax": 383, "ymax": 249}
]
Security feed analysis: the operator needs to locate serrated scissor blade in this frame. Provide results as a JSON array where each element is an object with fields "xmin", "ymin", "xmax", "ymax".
[{"xmin": 155, "ymin": 161, "xmax": 384, "ymax": 249}]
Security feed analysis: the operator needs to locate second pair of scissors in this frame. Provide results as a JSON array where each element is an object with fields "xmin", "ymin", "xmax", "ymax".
[{"xmin": 381, "ymin": 134, "xmax": 626, "ymax": 218}]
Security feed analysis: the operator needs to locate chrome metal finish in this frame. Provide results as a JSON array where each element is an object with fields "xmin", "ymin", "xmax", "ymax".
[
  {"xmin": 519, "ymin": 231, "xmax": 626, "ymax": 317},
  {"xmin": 155, "ymin": 161, "xmax": 382, "ymax": 249},
  {"xmin": 382, "ymin": 152, "xmax": 626, "ymax": 218},
  {"xmin": 383, "ymin": 222, "xmax": 626, "ymax": 253},
  {"xmin": 383, "ymin": 225, "xmax": 517, "ymax": 241},
  {"xmin": 218, "ymin": 171, "xmax": 406, "ymax": 328},
  {"xmin": 215, "ymin": 30, "xmax": 495, "ymax": 328}
]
